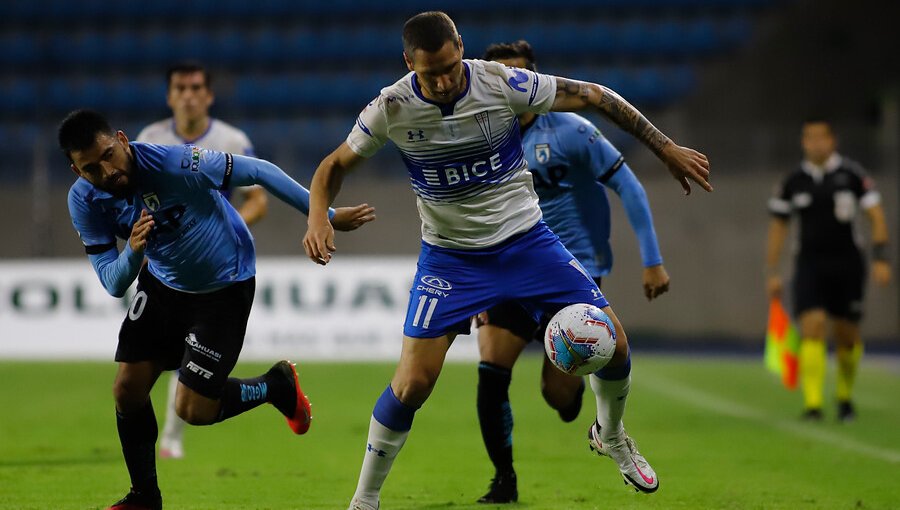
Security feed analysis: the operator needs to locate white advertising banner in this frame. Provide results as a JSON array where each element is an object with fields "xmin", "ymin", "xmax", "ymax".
[{"xmin": 0, "ymin": 258, "xmax": 480, "ymax": 361}]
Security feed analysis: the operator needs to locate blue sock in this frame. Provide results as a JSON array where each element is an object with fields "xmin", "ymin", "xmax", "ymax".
[
  {"xmin": 594, "ymin": 351, "xmax": 631, "ymax": 380},
  {"xmin": 372, "ymin": 385, "xmax": 417, "ymax": 431}
]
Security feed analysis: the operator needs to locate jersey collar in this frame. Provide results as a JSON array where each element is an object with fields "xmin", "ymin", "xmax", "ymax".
[
  {"xmin": 172, "ymin": 117, "xmax": 215, "ymax": 144},
  {"xmin": 801, "ymin": 153, "xmax": 842, "ymax": 182},
  {"xmin": 411, "ymin": 62, "xmax": 471, "ymax": 117}
]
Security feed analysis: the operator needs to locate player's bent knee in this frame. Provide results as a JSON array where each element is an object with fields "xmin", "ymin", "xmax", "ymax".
[
  {"xmin": 112, "ymin": 381, "xmax": 150, "ymax": 412},
  {"xmin": 112, "ymin": 376, "xmax": 153, "ymax": 411},
  {"xmin": 392, "ymin": 374, "xmax": 436, "ymax": 407},
  {"xmin": 606, "ymin": 331, "xmax": 629, "ymax": 367},
  {"xmin": 174, "ymin": 385, "xmax": 220, "ymax": 425}
]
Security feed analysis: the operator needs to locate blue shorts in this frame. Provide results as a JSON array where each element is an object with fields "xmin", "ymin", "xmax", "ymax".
[{"xmin": 403, "ymin": 221, "xmax": 609, "ymax": 338}]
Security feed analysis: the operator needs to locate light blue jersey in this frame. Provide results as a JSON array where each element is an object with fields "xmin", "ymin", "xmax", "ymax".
[
  {"xmin": 522, "ymin": 112, "xmax": 662, "ymax": 277},
  {"xmin": 69, "ymin": 142, "xmax": 324, "ymax": 295}
]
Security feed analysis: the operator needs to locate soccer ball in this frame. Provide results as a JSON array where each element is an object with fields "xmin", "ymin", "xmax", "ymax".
[{"xmin": 544, "ymin": 303, "xmax": 617, "ymax": 376}]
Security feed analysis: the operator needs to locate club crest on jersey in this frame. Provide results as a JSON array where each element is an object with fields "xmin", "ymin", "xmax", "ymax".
[
  {"xmin": 535, "ymin": 144, "xmax": 551, "ymax": 164},
  {"xmin": 142, "ymin": 192, "xmax": 161, "ymax": 211},
  {"xmin": 474, "ymin": 111, "xmax": 493, "ymax": 150}
]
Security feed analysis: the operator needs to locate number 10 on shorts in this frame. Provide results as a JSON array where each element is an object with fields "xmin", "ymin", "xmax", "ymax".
[{"xmin": 411, "ymin": 295, "xmax": 439, "ymax": 329}]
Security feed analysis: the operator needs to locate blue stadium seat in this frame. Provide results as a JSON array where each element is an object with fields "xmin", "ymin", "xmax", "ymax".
[
  {"xmin": 0, "ymin": 33, "xmax": 40, "ymax": 68},
  {"xmin": 0, "ymin": 81, "xmax": 39, "ymax": 116}
]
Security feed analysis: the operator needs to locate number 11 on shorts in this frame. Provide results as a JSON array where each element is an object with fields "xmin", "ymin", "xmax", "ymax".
[{"xmin": 411, "ymin": 295, "xmax": 439, "ymax": 329}]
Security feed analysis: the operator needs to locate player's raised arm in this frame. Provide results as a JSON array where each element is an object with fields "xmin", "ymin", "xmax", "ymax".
[
  {"xmin": 551, "ymin": 77, "xmax": 711, "ymax": 195},
  {"xmin": 303, "ymin": 142, "xmax": 367, "ymax": 265}
]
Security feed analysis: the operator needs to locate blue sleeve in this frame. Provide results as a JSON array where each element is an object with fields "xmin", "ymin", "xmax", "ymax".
[
  {"xmin": 228, "ymin": 154, "xmax": 335, "ymax": 219},
  {"xmin": 87, "ymin": 244, "xmax": 144, "ymax": 298},
  {"xmin": 563, "ymin": 117, "xmax": 663, "ymax": 267},
  {"xmin": 605, "ymin": 163, "xmax": 663, "ymax": 267}
]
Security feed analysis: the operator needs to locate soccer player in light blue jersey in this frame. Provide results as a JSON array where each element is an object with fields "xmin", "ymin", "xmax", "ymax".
[
  {"xmin": 60, "ymin": 109, "xmax": 375, "ymax": 510},
  {"xmin": 138, "ymin": 61, "xmax": 269, "ymax": 461},
  {"xmin": 471, "ymin": 40, "xmax": 670, "ymax": 503},
  {"xmin": 302, "ymin": 12, "xmax": 711, "ymax": 509}
]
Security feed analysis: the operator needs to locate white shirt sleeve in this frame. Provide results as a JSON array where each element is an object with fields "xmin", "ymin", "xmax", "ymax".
[
  {"xmin": 346, "ymin": 95, "xmax": 389, "ymax": 158},
  {"xmin": 496, "ymin": 65, "xmax": 557, "ymax": 115}
]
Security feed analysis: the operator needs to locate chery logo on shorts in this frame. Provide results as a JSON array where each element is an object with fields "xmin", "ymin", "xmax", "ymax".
[{"xmin": 420, "ymin": 275, "xmax": 452, "ymax": 290}]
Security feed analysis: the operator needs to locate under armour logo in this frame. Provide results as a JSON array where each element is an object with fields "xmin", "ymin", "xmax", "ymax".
[
  {"xmin": 591, "ymin": 288, "xmax": 601, "ymax": 299},
  {"xmin": 367, "ymin": 443, "xmax": 387, "ymax": 457},
  {"xmin": 407, "ymin": 129, "xmax": 425, "ymax": 141}
]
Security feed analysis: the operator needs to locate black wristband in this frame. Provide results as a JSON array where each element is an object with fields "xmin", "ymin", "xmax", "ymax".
[{"xmin": 873, "ymin": 243, "xmax": 889, "ymax": 261}]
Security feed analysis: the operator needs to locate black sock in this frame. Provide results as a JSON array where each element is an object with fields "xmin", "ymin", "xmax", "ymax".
[
  {"xmin": 558, "ymin": 378, "xmax": 586, "ymax": 423},
  {"xmin": 115, "ymin": 399, "xmax": 159, "ymax": 494},
  {"xmin": 477, "ymin": 361, "xmax": 514, "ymax": 475},
  {"xmin": 215, "ymin": 365, "xmax": 293, "ymax": 423}
]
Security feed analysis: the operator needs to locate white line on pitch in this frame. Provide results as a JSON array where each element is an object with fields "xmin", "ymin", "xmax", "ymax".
[{"xmin": 636, "ymin": 372, "xmax": 900, "ymax": 464}]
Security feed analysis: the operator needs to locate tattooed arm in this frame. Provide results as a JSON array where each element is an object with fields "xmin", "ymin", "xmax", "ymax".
[{"xmin": 552, "ymin": 77, "xmax": 712, "ymax": 194}]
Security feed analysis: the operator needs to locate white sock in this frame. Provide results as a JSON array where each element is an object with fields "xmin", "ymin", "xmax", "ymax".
[
  {"xmin": 589, "ymin": 373, "xmax": 630, "ymax": 443},
  {"xmin": 353, "ymin": 416, "xmax": 410, "ymax": 504},
  {"xmin": 162, "ymin": 373, "xmax": 185, "ymax": 442}
]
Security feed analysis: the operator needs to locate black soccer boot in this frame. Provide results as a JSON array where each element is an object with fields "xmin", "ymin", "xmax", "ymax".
[
  {"xmin": 801, "ymin": 408, "xmax": 823, "ymax": 422},
  {"xmin": 107, "ymin": 488, "xmax": 162, "ymax": 510},
  {"xmin": 477, "ymin": 471, "xmax": 518, "ymax": 504},
  {"xmin": 837, "ymin": 400, "xmax": 856, "ymax": 423}
]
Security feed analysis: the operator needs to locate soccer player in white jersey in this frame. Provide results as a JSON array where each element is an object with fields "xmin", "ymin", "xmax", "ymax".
[
  {"xmin": 302, "ymin": 12, "xmax": 711, "ymax": 509},
  {"xmin": 137, "ymin": 62, "xmax": 266, "ymax": 460},
  {"xmin": 137, "ymin": 62, "xmax": 268, "ymax": 226}
]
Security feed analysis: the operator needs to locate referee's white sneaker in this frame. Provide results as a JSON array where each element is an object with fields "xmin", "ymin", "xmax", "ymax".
[{"xmin": 588, "ymin": 421, "xmax": 659, "ymax": 493}]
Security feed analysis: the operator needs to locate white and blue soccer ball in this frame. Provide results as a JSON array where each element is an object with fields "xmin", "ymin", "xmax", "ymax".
[{"xmin": 544, "ymin": 303, "xmax": 617, "ymax": 376}]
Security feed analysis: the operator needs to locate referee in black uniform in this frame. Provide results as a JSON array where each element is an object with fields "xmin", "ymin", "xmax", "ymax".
[{"xmin": 765, "ymin": 118, "xmax": 891, "ymax": 422}]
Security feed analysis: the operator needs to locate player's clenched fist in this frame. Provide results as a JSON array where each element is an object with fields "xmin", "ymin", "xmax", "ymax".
[{"xmin": 129, "ymin": 209, "xmax": 154, "ymax": 253}]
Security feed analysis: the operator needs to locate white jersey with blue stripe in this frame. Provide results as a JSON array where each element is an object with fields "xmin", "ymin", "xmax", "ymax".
[
  {"xmin": 137, "ymin": 118, "xmax": 256, "ymax": 201},
  {"xmin": 136, "ymin": 118, "xmax": 255, "ymax": 156},
  {"xmin": 346, "ymin": 59, "xmax": 558, "ymax": 249}
]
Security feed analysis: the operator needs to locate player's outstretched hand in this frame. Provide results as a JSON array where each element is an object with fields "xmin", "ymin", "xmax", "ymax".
[
  {"xmin": 129, "ymin": 209, "xmax": 154, "ymax": 254},
  {"xmin": 661, "ymin": 144, "xmax": 712, "ymax": 195},
  {"xmin": 642, "ymin": 264, "xmax": 670, "ymax": 301},
  {"xmin": 331, "ymin": 203, "xmax": 376, "ymax": 231},
  {"xmin": 303, "ymin": 217, "xmax": 336, "ymax": 265}
]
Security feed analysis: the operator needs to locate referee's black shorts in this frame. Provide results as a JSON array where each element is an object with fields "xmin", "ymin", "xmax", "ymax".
[
  {"xmin": 792, "ymin": 251, "xmax": 866, "ymax": 323},
  {"xmin": 476, "ymin": 277, "xmax": 603, "ymax": 343},
  {"xmin": 116, "ymin": 268, "xmax": 255, "ymax": 399}
]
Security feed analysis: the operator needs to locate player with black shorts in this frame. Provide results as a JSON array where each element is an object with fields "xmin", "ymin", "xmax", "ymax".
[
  {"xmin": 766, "ymin": 118, "xmax": 891, "ymax": 422},
  {"xmin": 60, "ymin": 109, "xmax": 375, "ymax": 510},
  {"xmin": 472, "ymin": 40, "xmax": 669, "ymax": 503}
]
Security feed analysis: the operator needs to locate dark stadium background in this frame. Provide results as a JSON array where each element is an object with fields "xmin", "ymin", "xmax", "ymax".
[{"xmin": 1, "ymin": 0, "xmax": 896, "ymax": 347}]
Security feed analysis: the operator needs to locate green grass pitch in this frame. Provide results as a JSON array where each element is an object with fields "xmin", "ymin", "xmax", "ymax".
[{"xmin": 1, "ymin": 355, "xmax": 898, "ymax": 509}]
